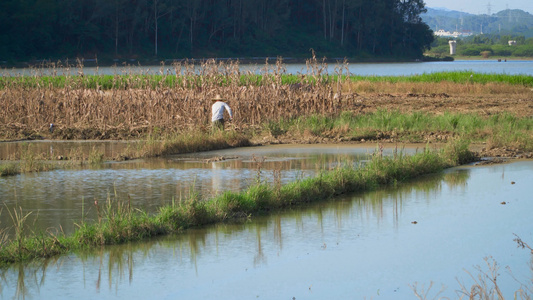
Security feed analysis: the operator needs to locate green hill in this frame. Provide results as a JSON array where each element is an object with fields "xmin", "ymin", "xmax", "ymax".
[
  {"xmin": 422, "ymin": 8, "xmax": 533, "ymax": 38},
  {"xmin": 0, "ymin": 0, "xmax": 435, "ymax": 65}
]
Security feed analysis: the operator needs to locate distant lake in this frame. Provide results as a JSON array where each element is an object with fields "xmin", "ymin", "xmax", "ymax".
[
  {"xmin": 282, "ymin": 60, "xmax": 533, "ymax": 76},
  {"xmin": 2, "ymin": 60, "xmax": 533, "ymax": 77}
]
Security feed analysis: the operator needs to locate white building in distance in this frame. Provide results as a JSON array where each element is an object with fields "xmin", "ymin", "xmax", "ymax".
[{"xmin": 434, "ymin": 29, "xmax": 473, "ymax": 38}]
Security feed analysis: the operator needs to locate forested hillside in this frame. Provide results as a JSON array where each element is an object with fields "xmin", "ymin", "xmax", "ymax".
[
  {"xmin": 422, "ymin": 8, "xmax": 533, "ymax": 38},
  {"xmin": 0, "ymin": 0, "xmax": 434, "ymax": 63}
]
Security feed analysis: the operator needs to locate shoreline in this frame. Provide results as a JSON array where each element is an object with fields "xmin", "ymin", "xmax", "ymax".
[
  {"xmin": 1, "ymin": 56, "xmax": 451, "ymax": 69},
  {"xmin": 2, "ymin": 56, "xmax": 533, "ymax": 69},
  {"xmin": 453, "ymin": 56, "xmax": 533, "ymax": 61},
  {"xmin": 0, "ymin": 139, "xmax": 477, "ymax": 265}
]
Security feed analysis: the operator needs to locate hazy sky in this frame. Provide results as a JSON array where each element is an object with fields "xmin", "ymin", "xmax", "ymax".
[{"xmin": 423, "ymin": 0, "xmax": 533, "ymax": 15}]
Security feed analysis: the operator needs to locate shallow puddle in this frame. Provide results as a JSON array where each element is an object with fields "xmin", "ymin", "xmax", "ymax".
[{"xmin": 1, "ymin": 160, "xmax": 532, "ymax": 299}]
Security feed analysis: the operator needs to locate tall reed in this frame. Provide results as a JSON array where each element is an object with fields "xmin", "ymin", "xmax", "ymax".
[
  {"xmin": 4, "ymin": 207, "xmax": 33, "ymax": 259},
  {"xmin": 0, "ymin": 208, "xmax": 8, "ymax": 249}
]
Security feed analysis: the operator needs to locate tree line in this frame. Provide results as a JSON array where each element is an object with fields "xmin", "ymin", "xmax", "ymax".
[
  {"xmin": 429, "ymin": 35, "xmax": 533, "ymax": 58},
  {"xmin": 0, "ymin": 0, "xmax": 434, "ymax": 63}
]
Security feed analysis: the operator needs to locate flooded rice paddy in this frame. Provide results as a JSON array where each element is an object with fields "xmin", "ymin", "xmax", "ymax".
[
  {"xmin": 0, "ymin": 143, "xmax": 532, "ymax": 299},
  {"xmin": 1, "ymin": 143, "xmax": 415, "ymax": 235}
]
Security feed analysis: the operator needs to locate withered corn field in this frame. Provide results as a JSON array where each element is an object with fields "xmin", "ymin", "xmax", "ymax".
[
  {"xmin": 0, "ymin": 58, "xmax": 346, "ymax": 140},
  {"xmin": 1, "ymin": 57, "xmax": 532, "ymax": 141}
]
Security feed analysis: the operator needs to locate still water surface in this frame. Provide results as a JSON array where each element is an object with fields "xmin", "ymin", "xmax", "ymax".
[
  {"xmin": 3, "ymin": 60, "xmax": 533, "ymax": 76},
  {"xmin": 2, "ymin": 144, "xmax": 416, "ymax": 235},
  {"xmin": 1, "ymin": 160, "xmax": 532, "ymax": 299}
]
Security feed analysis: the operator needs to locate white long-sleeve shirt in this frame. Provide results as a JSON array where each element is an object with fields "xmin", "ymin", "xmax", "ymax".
[{"xmin": 211, "ymin": 101, "xmax": 233, "ymax": 122}]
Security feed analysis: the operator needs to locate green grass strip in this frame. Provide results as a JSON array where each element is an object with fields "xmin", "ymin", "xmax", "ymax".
[
  {"xmin": 346, "ymin": 71, "xmax": 533, "ymax": 85},
  {"xmin": 266, "ymin": 110, "xmax": 533, "ymax": 151},
  {"xmin": 1, "ymin": 72, "xmax": 532, "ymax": 89},
  {"xmin": 0, "ymin": 139, "xmax": 475, "ymax": 266}
]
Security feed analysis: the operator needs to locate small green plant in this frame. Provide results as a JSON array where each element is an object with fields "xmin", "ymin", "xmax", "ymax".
[
  {"xmin": 0, "ymin": 208, "xmax": 9, "ymax": 248},
  {"xmin": 88, "ymin": 147, "xmax": 105, "ymax": 165},
  {"xmin": 5, "ymin": 206, "xmax": 33, "ymax": 258},
  {"xmin": 0, "ymin": 163, "xmax": 19, "ymax": 176},
  {"xmin": 265, "ymin": 120, "xmax": 287, "ymax": 138}
]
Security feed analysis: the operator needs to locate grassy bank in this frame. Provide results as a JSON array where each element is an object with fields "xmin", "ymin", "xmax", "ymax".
[
  {"xmin": 2, "ymin": 70, "xmax": 533, "ymax": 90},
  {"xmin": 264, "ymin": 110, "xmax": 533, "ymax": 151},
  {"xmin": 346, "ymin": 71, "xmax": 533, "ymax": 85},
  {"xmin": 0, "ymin": 139, "xmax": 475, "ymax": 266},
  {"xmin": 1, "ymin": 57, "xmax": 532, "ymax": 89}
]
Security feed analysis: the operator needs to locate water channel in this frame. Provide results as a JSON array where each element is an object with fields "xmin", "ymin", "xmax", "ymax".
[{"xmin": 1, "ymin": 143, "xmax": 532, "ymax": 299}]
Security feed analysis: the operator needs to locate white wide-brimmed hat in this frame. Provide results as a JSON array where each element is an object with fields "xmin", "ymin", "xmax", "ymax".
[{"xmin": 211, "ymin": 94, "xmax": 225, "ymax": 101}]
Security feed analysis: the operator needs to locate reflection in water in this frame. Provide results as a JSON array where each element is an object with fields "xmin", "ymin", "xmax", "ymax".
[
  {"xmin": 352, "ymin": 169, "xmax": 469, "ymax": 229},
  {"xmin": 1, "ymin": 167, "xmax": 473, "ymax": 299},
  {"xmin": 254, "ymin": 226, "xmax": 266, "ymax": 267},
  {"xmin": 0, "ymin": 256, "xmax": 61, "ymax": 300}
]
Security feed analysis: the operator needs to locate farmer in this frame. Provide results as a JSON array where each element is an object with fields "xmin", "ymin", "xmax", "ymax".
[{"xmin": 211, "ymin": 94, "xmax": 233, "ymax": 131}]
